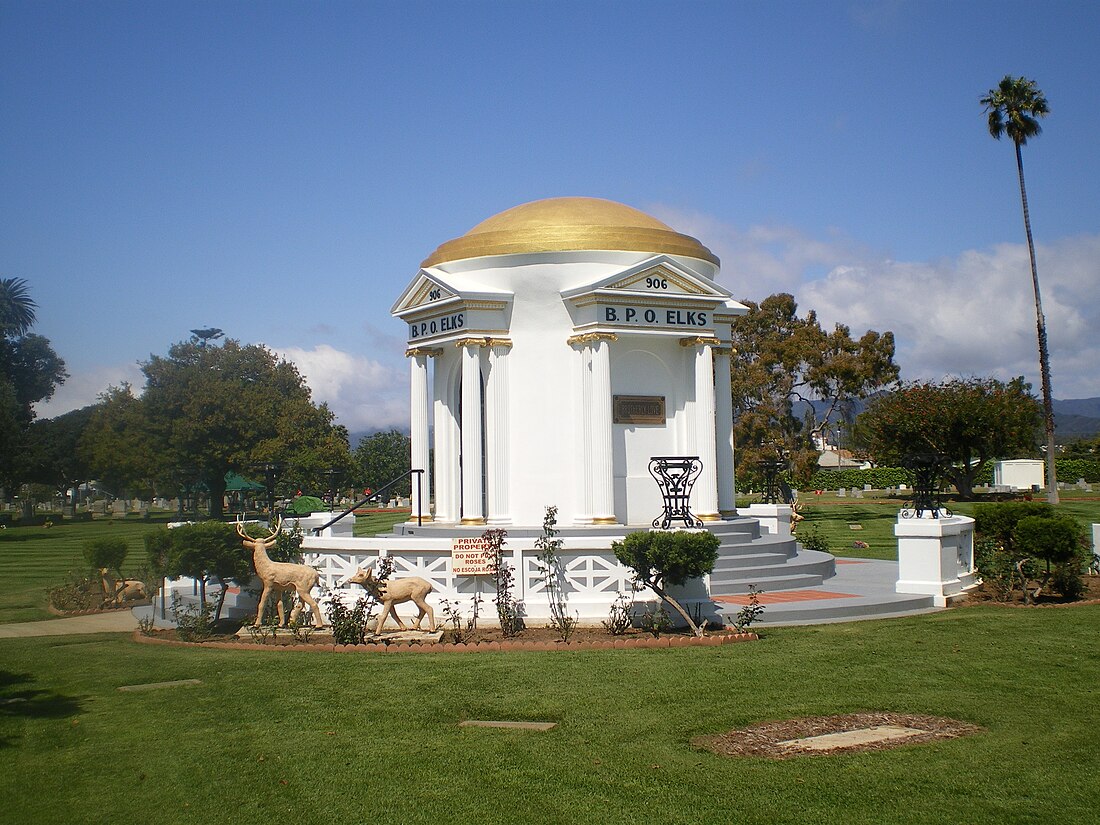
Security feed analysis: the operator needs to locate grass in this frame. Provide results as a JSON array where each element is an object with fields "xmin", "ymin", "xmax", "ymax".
[{"xmin": 1, "ymin": 605, "xmax": 1098, "ymax": 823}]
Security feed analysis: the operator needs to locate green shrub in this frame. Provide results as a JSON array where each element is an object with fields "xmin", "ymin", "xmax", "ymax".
[
  {"xmin": 797, "ymin": 526, "xmax": 831, "ymax": 554},
  {"xmin": 613, "ymin": 529, "xmax": 720, "ymax": 636},
  {"xmin": 82, "ymin": 537, "xmax": 128, "ymax": 572},
  {"xmin": 326, "ymin": 596, "xmax": 371, "ymax": 645},
  {"xmin": 1056, "ymin": 458, "xmax": 1100, "ymax": 483},
  {"xmin": 1013, "ymin": 516, "xmax": 1083, "ymax": 568},
  {"xmin": 806, "ymin": 467, "xmax": 913, "ymax": 491},
  {"xmin": 974, "ymin": 501, "xmax": 1054, "ymax": 551}
]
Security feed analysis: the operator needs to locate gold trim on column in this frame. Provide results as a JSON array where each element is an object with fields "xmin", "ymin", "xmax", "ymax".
[
  {"xmin": 697, "ymin": 512, "xmax": 722, "ymax": 522},
  {"xmin": 454, "ymin": 337, "xmax": 488, "ymax": 349},
  {"xmin": 679, "ymin": 336, "xmax": 722, "ymax": 348},
  {"xmin": 405, "ymin": 347, "xmax": 443, "ymax": 358},
  {"xmin": 590, "ymin": 516, "xmax": 619, "ymax": 525},
  {"xmin": 459, "ymin": 517, "xmax": 487, "ymax": 526},
  {"xmin": 407, "ymin": 514, "xmax": 435, "ymax": 523},
  {"xmin": 485, "ymin": 338, "xmax": 513, "ymax": 349},
  {"xmin": 719, "ymin": 509, "xmax": 738, "ymax": 518},
  {"xmin": 567, "ymin": 332, "xmax": 619, "ymax": 346}
]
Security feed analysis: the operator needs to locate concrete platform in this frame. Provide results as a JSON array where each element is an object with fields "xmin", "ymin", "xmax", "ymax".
[{"xmin": 713, "ymin": 558, "xmax": 939, "ymax": 626}]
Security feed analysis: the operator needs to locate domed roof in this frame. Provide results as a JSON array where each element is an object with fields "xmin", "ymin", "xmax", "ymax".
[{"xmin": 421, "ymin": 197, "xmax": 719, "ymax": 267}]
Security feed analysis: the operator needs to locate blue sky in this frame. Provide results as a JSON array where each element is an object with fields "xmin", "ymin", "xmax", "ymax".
[{"xmin": 4, "ymin": 0, "xmax": 1099, "ymax": 431}]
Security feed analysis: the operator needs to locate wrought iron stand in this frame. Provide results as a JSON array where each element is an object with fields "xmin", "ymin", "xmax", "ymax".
[
  {"xmin": 648, "ymin": 456, "xmax": 704, "ymax": 529},
  {"xmin": 900, "ymin": 453, "xmax": 951, "ymax": 519}
]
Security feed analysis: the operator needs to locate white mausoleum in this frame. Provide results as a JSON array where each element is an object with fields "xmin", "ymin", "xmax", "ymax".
[{"xmin": 391, "ymin": 197, "xmax": 748, "ymax": 528}]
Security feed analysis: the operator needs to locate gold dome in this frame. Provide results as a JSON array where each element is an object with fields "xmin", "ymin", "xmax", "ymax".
[{"xmin": 421, "ymin": 197, "xmax": 719, "ymax": 267}]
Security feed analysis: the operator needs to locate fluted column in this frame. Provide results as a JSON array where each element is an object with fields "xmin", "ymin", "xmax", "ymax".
[
  {"xmin": 589, "ymin": 334, "xmax": 617, "ymax": 524},
  {"xmin": 683, "ymin": 336, "xmax": 721, "ymax": 521},
  {"xmin": 485, "ymin": 339, "xmax": 512, "ymax": 524},
  {"xmin": 406, "ymin": 348, "xmax": 436, "ymax": 522},
  {"xmin": 714, "ymin": 346, "xmax": 736, "ymax": 517},
  {"xmin": 569, "ymin": 338, "xmax": 594, "ymax": 524},
  {"xmin": 458, "ymin": 338, "xmax": 486, "ymax": 525}
]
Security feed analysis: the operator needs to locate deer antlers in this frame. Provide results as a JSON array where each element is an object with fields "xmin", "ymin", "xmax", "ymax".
[{"xmin": 236, "ymin": 516, "xmax": 282, "ymax": 548}]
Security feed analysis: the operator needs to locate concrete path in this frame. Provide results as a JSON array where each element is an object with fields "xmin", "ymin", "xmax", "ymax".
[{"xmin": 0, "ymin": 610, "xmax": 138, "ymax": 639}]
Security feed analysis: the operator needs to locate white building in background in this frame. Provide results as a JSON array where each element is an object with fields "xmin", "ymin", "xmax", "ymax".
[
  {"xmin": 992, "ymin": 459, "xmax": 1045, "ymax": 491},
  {"xmin": 391, "ymin": 197, "xmax": 748, "ymax": 528}
]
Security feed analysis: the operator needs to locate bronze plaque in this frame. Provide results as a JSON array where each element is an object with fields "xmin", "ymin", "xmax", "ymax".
[{"xmin": 613, "ymin": 395, "xmax": 665, "ymax": 425}]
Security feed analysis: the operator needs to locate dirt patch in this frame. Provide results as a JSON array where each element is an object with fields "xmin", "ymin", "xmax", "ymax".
[{"xmin": 693, "ymin": 712, "xmax": 982, "ymax": 759}]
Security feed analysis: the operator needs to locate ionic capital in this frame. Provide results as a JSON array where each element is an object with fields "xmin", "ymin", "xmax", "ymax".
[
  {"xmin": 485, "ymin": 338, "xmax": 513, "ymax": 350},
  {"xmin": 454, "ymin": 336, "xmax": 488, "ymax": 350},
  {"xmin": 567, "ymin": 332, "xmax": 619, "ymax": 347},
  {"xmin": 679, "ymin": 336, "xmax": 722, "ymax": 348},
  {"xmin": 405, "ymin": 347, "xmax": 443, "ymax": 358}
]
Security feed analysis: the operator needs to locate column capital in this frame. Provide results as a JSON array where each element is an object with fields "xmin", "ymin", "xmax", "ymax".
[
  {"xmin": 405, "ymin": 346, "xmax": 443, "ymax": 358},
  {"xmin": 680, "ymin": 336, "xmax": 722, "ymax": 348},
  {"xmin": 714, "ymin": 346, "xmax": 736, "ymax": 356},
  {"xmin": 454, "ymin": 336, "xmax": 488, "ymax": 350},
  {"xmin": 486, "ymin": 338, "xmax": 513, "ymax": 349},
  {"xmin": 567, "ymin": 332, "xmax": 618, "ymax": 347}
]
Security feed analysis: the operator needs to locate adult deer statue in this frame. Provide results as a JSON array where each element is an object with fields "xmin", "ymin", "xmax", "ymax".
[
  {"xmin": 237, "ymin": 517, "xmax": 325, "ymax": 628},
  {"xmin": 344, "ymin": 564, "xmax": 436, "ymax": 635}
]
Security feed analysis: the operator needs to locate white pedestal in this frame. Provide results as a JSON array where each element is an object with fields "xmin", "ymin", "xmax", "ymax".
[
  {"xmin": 895, "ymin": 513, "xmax": 977, "ymax": 607},
  {"xmin": 745, "ymin": 503, "xmax": 793, "ymax": 538},
  {"xmin": 1092, "ymin": 524, "xmax": 1099, "ymax": 563}
]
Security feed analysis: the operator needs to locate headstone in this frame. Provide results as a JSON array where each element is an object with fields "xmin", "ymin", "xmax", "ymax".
[
  {"xmin": 852, "ymin": 488, "xmax": 863, "ymax": 499},
  {"xmin": 837, "ymin": 488, "xmax": 846, "ymax": 497},
  {"xmin": 864, "ymin": 484, "xmax": 872, "ymax": 491}
]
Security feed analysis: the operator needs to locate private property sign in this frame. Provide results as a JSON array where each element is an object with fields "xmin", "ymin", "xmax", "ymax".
[{"xmin": 451, "ymin": 536, "xmax": 492, "ymax": 575}]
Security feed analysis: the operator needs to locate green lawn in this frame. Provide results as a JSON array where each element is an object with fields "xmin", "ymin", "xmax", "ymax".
[{"xmin": 2, "ymin": 605, "xmax": 1097, "ymax": 824}]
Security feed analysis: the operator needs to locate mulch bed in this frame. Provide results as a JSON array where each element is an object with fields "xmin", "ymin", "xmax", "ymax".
[
  {"xmin": 134, "ymin": 624, "xmax": 758, "ymax": 652},
  {"xmin": 961, "ymin": 575, "xmax": 1100, "ymax": 607},
  {"xmin": 693, "ymin": 712, "xmax": 982, "ymax": 759},
  {"xmin": 48, "ymin": 602, "xmax": 149, "ymax": 617}
]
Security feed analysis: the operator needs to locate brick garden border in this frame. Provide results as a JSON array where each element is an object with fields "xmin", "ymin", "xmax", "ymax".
[{"xmin": 132, "ymin": 629, "xmax": 758, "ymax": 653}]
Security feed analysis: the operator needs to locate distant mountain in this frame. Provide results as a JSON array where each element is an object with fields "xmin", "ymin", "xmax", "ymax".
[{"xmin": 1054, "ymin": 397, "xmax": 1100, "ymax": 418}]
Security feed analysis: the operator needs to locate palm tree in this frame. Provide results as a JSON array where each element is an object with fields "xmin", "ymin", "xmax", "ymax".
[
  {"xmin": 981, "ymin": 75, "xmax": 1057, "ymax": 504},
  {"xmin": 0, "ymin": 277, "xmax": 38, "ymax": 338}
]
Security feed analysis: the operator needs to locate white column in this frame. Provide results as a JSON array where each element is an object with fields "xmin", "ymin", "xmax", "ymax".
[
  {"xmin": 432, "ymin": 359, "xmax": 458, "ymax": 523},
  {"xmin": 589, "ymin": 335, "xmax": 617, "ymax": 524},
  {"xmin": 459, "ymin": 338, "xmax": 485, "ymax": 525},
  {"xmin": 571, "ymin": 338, "xmax": 593, "ymax": 523},
  {"xmin": 685, "ymin": 337, "xmax": 720, "ymax": 521},
  {"xmin": 714, "ymin": 346, "xmax": 736, "ymax": 517},
  {"xmin": 407, "ymin": 350, "xmax": 433, "ymax": 522},
  {"xmin": 486, "ymin": 339, "xmax": 511, "ymax": 524}
]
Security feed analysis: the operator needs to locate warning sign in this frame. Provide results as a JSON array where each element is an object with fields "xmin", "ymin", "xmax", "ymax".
[{"xmin": 452, "ymin": 536, "xmax": 493, "ymax": 576}]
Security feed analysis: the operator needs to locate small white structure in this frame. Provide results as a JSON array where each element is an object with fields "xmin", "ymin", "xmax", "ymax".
[
  {"xmin": 895, "ymin": 513, "xmax": 978, "ymax": 607},
  {"xmin": 992, "ymin": 459, "xmax": 1044, "ymax": 491}
]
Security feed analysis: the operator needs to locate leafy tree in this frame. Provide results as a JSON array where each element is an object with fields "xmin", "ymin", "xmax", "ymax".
[
  {"xmin": 354, "ymin": 429, "xmax": 412, "ymax": 497},
  {"xmin": 0, "ymin": 277, "xmax": 37, "ymax": 337},
  {"xmin": 981, "ymin": 76, "xmax": 1057, "ymax": 503},
  {"xmin": 0, "ymin": 279, "xmax": 67, "ymax": 490},
  {"xmin": 82, "ymin": 339, "xmax": 351, "ymax": 518},
  {"xmin": 162, "ymin": 522, "xmax": 253, "ymax": 621},
  {"xmin": 730, "ymin": 293, "xmax": 897, "ymax": 484},
  {"xmin": 79, "ymin": 386, "xmax": 164, "ymax": 500},
  {"xmin": 857, "ymin": 377, "xmax": 1042, "ymax": 498},
  {"xmin": 21, "ymin": 406, "xmax": 96, "ymax": 514},
  {"xmin": 612, "ymin": 530, "xmax": 720, "ymax": 637},
  {"xmin": 82, "ymin": 537, "xmax": 129, "ymax": 574}
]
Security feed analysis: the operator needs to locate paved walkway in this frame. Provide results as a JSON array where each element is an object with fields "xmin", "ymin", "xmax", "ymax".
[{"xmin": 0, "ymin": 610, "xmax": 138, "ymax": 639}]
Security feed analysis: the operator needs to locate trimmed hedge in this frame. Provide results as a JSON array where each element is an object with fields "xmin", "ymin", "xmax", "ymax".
[
  {"xmin": 807, "ymin": 467, "xmax": 912, "ymax": 491},
  {"xmin": 1056, "ymin": 458, "xmax": 1100, "ymax": 483}
]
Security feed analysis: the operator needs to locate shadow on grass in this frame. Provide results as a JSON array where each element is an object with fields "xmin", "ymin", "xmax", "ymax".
[{"xmin": 0, "ymin": 670, "xmax": 87, "ymax": 747}]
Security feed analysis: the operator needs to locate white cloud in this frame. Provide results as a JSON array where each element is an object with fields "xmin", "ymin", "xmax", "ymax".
[
  {"xmin": 34, "ymin": 362, "xmax": 144, "ymax": 418},
  {"xmin": 802, "ymin": 235, "xmax": 1100, "ymax": 398},
  {"xmin": 271, "ymin": 344, "xmax": 407, "ymax": 432},
  {"xmin": 655, "ymin": 204, "xmax": 1100, "ymax": 400}
]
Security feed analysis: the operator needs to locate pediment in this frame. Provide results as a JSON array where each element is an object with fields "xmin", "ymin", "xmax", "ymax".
[
  {"xmin": 560, "ymin": 255, "xmax": 732, "ymax": 302},
  {"xmin": 391, "ymin": 271, "xmax": 458, "ymax": 314}
]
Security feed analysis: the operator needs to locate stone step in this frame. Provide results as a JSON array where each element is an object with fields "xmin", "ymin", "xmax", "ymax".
[
  {"xmin": 711, "ymin": 551, "xmax": 791, "ymax": 570},
  {"xmin": 718, "ymin": 592, "xmax": 937, "ymax": 626}
]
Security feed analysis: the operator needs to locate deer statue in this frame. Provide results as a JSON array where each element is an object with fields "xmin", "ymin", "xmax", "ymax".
[
  {"xmin": 236, "ymin": 517, "xmax": 325, "ymax": 628},
  {"xmin": 99, "ymin": 568, "xmax": 148, "ymax": 604},
  {"xmin": 344, "ymin": 564, "xmax": 436, "ymax": 635},
  {"xmin": 790, "ymin": 500, "xmax": 805, "ymax": 534}
]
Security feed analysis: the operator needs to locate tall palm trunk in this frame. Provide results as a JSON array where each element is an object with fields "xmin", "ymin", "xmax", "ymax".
[{"xmin": 1014, "ymin": 141, "xmax": 1058, "ymax": 504}]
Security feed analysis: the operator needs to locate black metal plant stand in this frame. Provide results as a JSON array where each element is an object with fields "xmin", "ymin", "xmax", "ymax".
[
  {"xmin": 648, "ymin": 456, "xmax": 704, "ymax": 529},
  {"xmin": 900, "ymin": 453, "xmax": 951, "ymax": 519},
  {"xmin": 758, "ymin": 458, "xmax": 785, "ymax": 505}
]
